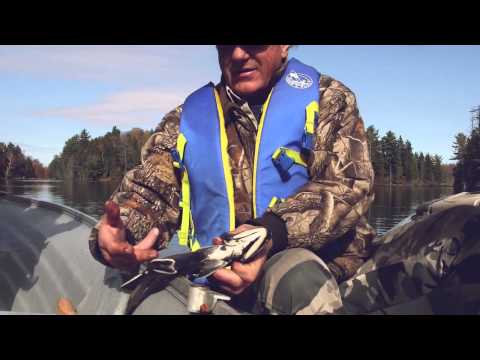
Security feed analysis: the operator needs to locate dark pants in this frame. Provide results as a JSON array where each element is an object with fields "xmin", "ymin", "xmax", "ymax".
[
  {"xmin": 241, "ymin": 207, "xmax": 480, "ymax": 315},
  {"xmin": 235, "ymin": 248, "xmax": 343, "ymax": 315}
]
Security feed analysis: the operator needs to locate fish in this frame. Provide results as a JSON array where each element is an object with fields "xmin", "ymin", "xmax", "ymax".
[{"xmin": 121, "ymin": 227, "xmax": 270, "ymax": 315}]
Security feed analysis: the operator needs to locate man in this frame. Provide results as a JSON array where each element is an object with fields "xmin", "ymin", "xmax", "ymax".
[{"xmin": 89, "ymin": 45, "xmax": 376, "ymax": 314}]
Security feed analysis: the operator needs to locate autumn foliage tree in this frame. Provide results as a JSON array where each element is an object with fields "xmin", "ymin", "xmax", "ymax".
[{"xmin": 0, "ymin": 142, "xmax": 48, "ymax": 180}]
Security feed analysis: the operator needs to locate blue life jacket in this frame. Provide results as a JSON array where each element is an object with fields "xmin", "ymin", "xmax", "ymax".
[{"xmin": 172, "ymin": 58, "xmax": 321, "ymax": 251}]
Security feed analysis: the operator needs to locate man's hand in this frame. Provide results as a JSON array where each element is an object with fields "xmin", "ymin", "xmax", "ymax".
[
  {"xmin": 97, "ymin": 201, "xmax": 159, "ymax": 272},
  {"xmin": 210, "ymin": 224, "xmax": 272, "ymax": 295}
]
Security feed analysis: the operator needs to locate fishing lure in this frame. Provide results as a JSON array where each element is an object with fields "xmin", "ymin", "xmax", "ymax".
[{"xmin": 121, "ymin": 227, "xmax": 270, "ymax": 315}]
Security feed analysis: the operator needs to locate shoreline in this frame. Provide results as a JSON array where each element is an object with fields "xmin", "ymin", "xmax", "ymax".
[
  {"xmin": 2, "ymin": 178, "xmax": 63, "ymax": 183},
  {"xmin": 4, "ymin": 178, "xmax": 454, "ymax": 188},
  {"xmin": 6, "ymin": 177, "xmax": 453, "ymax": 188}
]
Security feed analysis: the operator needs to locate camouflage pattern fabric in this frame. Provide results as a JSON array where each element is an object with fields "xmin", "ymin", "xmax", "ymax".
[
  {"xmin": 339, "ymin": 192, "xmax": 480, "ymax": 315},
  {"xmin": 248, "ymin": 193, "xmax": 480, "ymax": 315},
  {"xmin": 89, "ymin": 68, "xmax": 376, "ymax": 284}
]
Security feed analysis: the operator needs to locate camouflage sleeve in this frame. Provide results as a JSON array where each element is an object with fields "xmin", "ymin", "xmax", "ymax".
[
  {"xmin": 88, "ymin": 107, "xmax": 183, "ymax": 263},
  {"xmin": 269, "ymin": 75, "xmax": 375, "ymax": 252}
]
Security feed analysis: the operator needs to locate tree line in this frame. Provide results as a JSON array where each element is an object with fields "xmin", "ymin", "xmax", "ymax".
[
  {"xmin": 366, "ymin": 126, "xmax": 452, "ymax": 185},
  {"xmin": 0, "ymin": 142, "xmax": 48, "ymax": 180},
  {"xmin": 49, "ymin": 124, "xmax": 453, "ymax": 186},
  {"xmin": 48, "ymin": 127, "xmax": 153, "ymax": 181},
  {"xmin": 452, "ymin": 106, "xmax": 480, "ymax": 193}
]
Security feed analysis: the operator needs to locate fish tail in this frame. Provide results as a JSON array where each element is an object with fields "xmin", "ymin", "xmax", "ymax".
[{"xmin": 124, "ymin": 275, "xmax": 172, "ymax": 315}]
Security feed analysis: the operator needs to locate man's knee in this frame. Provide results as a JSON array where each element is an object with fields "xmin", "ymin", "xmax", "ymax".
[{"xmin": 255, "ymin": 248, "xmax": 342, "ymax": 315}]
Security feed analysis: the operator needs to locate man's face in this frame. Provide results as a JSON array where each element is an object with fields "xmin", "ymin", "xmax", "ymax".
[{"xmin": 217, "ymin": 45, "xmax": 290, "ymax": 98}]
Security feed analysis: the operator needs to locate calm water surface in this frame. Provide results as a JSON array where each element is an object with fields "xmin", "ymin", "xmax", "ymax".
[{"xmin": 1, "ymin": 180, "xmax": 453, "ymax": 235}]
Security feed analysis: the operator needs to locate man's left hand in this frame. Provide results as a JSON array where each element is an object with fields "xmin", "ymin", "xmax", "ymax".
[{"xmin": 210, "ymin": 224, "xmax": 272, "ymax": 295}]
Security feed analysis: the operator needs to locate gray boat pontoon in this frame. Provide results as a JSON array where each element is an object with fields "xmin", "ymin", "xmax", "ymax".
[
  {"xmin": 0, "ymin": 192, "xmax": 239, "ymax": 315},
  {"xmin": 1, "ymin": 191, "xmax": 480, "ymax": 315}
]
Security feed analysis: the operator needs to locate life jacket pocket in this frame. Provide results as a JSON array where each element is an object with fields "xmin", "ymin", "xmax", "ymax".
[{"xmin": 272, "ymin": 147, "xmax": 308, "ymax": 182}]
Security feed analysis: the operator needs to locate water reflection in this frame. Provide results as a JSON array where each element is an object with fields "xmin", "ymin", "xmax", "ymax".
[
  {"xmin": 0, "ymin": 180, "xmax": 120, "ymax": 218},
  {"xmin": 1, "ymin": 180, "xmax": 454, "ymax": 235},
  {"xmin": 369, "ymin": 185, "xmax": 452, "ymax": 235}
]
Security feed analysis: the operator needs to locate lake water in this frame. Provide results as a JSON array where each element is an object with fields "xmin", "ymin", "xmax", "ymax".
[{"xmin": 0, "ymin": 180, "xmax": 453, "ymax": 235}]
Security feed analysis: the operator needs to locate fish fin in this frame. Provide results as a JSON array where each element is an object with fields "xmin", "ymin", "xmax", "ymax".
[{"xmin": 195, "ymin": 259, "xmax": 228, "ymax": 278}]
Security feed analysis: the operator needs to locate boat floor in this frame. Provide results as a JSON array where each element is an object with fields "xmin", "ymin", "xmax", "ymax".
[{"xmin": 0, "ymin": 193, "xmax": 238, "ymax": 315}]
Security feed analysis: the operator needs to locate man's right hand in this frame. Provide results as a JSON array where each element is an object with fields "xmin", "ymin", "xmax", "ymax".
[{"xmin": 97, "ymin": 201, "xmax": 159, "ymax": 272}]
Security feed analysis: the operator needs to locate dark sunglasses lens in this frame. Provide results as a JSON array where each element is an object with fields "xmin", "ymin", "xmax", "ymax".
[
  {"xmin": 244, "ymin": 45, "xmax": 268, "ymax": 52},
  {"xmin": 216, "ymin": 45, "xmax": 234, "ymax": 52},
  {"xmin": 216, "ymin": 45, "xmax": 268, "ymax": 53}
]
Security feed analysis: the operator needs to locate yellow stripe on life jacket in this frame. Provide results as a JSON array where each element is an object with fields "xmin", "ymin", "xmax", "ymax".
[
  {"xmin": 252, "ymin": 90, "xmax": 274, "ymax": 218},
  {"xmin": 272, "ymin": 147, "xmax": 308, "ymax": 168},
  {"xmin": 190, "ymin": 238, "xmax": 201, "ymax": 252},
  {"xmin": 305, "ymin": 100, "xmax": 319, "ymax": 136},
  {"xmin": 175, "ymin": 135, "xmax": 201, "ymax": 252},
  {"xmin": 268, "ymin": 196, "xmax": 279, "ymax": 208},
  {"xmin": 176, "ymin": 89, "xmax": 236, "ymax": 251},
  {"xmin": 214, "ymin": 88, "xmax": 236, "ymax": 232},
  {"xmin": 175, "ymin": 133, "xmax": 192, "ymax": 248}
]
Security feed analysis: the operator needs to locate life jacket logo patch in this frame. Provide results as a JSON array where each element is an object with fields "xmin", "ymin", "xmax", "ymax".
[{"xmin": 286, "ymin": 71, "xmax": 313, "ymax": 89}]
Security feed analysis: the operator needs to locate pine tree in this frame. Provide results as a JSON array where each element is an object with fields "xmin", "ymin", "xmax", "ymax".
[
  {"xmin": 452, "ymin": 110, "xmax": 480, "ymax": 192},
  {"xmin": 432, "ymin": 155, "xmax": 443, "ymax": 183},
  {"xmin": 417, "ymin": 152, "xmax": 425, "ymax": 182},
  {"xmin": 452, "ymin": 133, "xmax": 468, "ymax": 161},
  {"xmin": 424, "ymin": 153, "xmax": 434, "ymax": 183},
  {"xmin": 48, "ymin": 127, "xmax": 154, "ymax": 182},
  {"xmin": 411, "ymin": 152, "xmax": 418, "ymax": 182},
  {"xmin": 366, "ymin": 126, "xmax": 385, "ymax": 180},
  {"xmin": 381, "ymin": 131, "xmax": 398, "ymax": 184},
  {"xmin": 403, "ymin": 140, "xmax": 416, "ymax": 182}
]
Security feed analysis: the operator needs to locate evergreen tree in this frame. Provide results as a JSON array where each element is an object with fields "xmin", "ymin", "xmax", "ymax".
[
  {"xmin": 424, "ymin": 153, "xmax": 434, "ymax": 183},
  {"xmin": 366, "ymin": 125, "xmax": 385, "ymax": 180},
  {"xmin": 48, "ymin": 127, "xmax": 153, "ymax": 182},
  {"xmin": 381, "ymin": 131, "xmax": 398, "ymax": 184},
  {"xmin": 44, "ymin": 123, "xmax": 453, "ymax": 186},
  {"xmin": 452, "ymin": 108, "xmax": 480, "ymax": 192},
  {"xmin": 452, "ymin": 133, "xmax": 468, "ymax": 161},
  {"xmin": 417, "ymin": 152, "xmax": 425, "ymax": 182},
  {"xmin": 432, "ymin": 155, "xmax": 443, "ymax": 183},
  {"xmin": 452, "ymin": 133, "xmax": 468, "ymax": 192},
  {"xmin": 403, "ymin": 140, "xmax": 416, "ymax": 182},
  {"xmin": 411, "ymin": 152, "xmax": 418, "ymax": 182}
]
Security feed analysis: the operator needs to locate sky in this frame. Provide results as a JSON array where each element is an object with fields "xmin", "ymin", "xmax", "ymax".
[{"xmin": 1, "ymin": 45, "xmax": 479, "ymax": 166}]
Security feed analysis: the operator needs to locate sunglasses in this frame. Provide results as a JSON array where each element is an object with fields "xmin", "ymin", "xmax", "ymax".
[{"xmin": 216, "ymin": 45, "xmax": 270, "ymax": 53}]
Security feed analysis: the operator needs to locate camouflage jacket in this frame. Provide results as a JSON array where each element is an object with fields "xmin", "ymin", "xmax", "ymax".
[{"xmin": 89, "ymin": 68, "xmax": 376, "ymax": 283}]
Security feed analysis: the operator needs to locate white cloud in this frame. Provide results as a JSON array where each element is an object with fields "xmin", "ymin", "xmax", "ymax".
[
  {"xmin": 0, "ymin": 45, "xmax": 216, "ymax": 84},
  {"xmin": 34, "ymin": 89, "xmax": 186, "ymax": 126}
]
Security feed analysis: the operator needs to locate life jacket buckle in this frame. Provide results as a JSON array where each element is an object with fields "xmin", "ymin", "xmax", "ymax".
[
  {"xmin": 302, "ymin": 133, "xmax": 314, "ymax": 150},
  {"xmin": 171, "ymin": 149, "xmax": 184, "ymax": 171},
  {"xmin": 302, "ymin": 111, "xmax": 318, "ymax": 150},
  {"xmin": 272, "ymin": 148, "xmax": 293, "ymax": 181}
]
